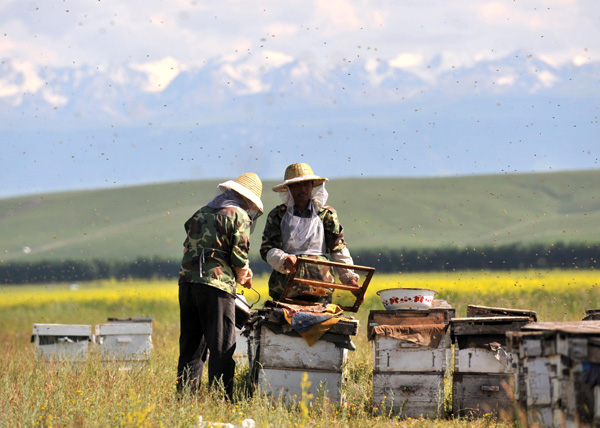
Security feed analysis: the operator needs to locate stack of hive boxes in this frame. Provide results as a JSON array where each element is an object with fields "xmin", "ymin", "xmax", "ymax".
[
  {"xmin": 246, "ymin": 306, "xmax": 359, "ymax": 403},
  {"xmin": 506, "ymin": 320, "xmax": 600, "ymax": 427},
  {"xmin": 450, "ymin": 308, "xmax": 533, "ymax": 421},
  {"xmin": 368, "ymin": 300, "xmax": 455, "ymax": 418}
]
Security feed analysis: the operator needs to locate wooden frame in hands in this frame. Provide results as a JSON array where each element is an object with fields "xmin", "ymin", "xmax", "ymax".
[{"xmin": 279, "ymin": 257, "xmax": 375, "ymax": 312}]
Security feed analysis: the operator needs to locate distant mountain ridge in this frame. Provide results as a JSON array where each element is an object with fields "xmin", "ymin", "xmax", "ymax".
[{"xmin": 1, "ymin": 51, "xmax": 597, "ymax": 127}]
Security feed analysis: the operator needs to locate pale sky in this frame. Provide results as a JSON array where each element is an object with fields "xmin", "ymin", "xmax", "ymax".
[{"xmin": 1, "ymin": 0, "xmax": 597, "ymax": 95}]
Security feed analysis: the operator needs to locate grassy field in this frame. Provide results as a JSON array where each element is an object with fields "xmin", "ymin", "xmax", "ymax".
[
  {"xmin": 1, "ymin": 170, "xmax": 599, "ymax": 262},
  {"xmin": 1, "ymin": 269, "xmax": 598, "ymax": 427}
]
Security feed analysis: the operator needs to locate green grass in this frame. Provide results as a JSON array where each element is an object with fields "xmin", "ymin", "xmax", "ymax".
[
  {"xmin": 1, "ymin": 272, "xmax": 598, "ymax": 427},
  {"xmin": 1, "ymin": 170, "xmax": 599, "ymax": 263}
]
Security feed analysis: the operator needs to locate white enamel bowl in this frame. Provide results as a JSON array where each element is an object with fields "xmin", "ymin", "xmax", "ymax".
[{"xmin": 376, "ymin": 288, "xmax": 437, "ymax": 310}]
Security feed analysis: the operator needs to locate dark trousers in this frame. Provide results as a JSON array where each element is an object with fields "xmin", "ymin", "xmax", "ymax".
[{"xmin": 176, "ymin": 283, "xmax": 236, "ymax": 400}]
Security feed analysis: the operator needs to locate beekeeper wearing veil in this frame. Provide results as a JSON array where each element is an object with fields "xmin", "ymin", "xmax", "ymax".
[{"xmin": 260, "ymin": 162, "xmax": 360, "ymax": 302}]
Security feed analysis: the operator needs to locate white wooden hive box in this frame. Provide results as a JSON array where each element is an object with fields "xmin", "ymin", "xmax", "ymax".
[
  {"xmin": 32, "ymin": 323, "xmax": 92, "ymax": 362},
  {"xmin": 257, "ymin": 368, "xmax": 343, "ymax": 403},
  {"xmin": 94, "ymin": 322, "xmax": 152, "ymax": 361},
  {"xmin": 372, "ymin": 335, "xmax": 450, "ymax": 373},
  {"xmin": 372, "ymin": 372, "xmax": 445, "ymax": 418},
  {"xmin": 254, "ymin": 326, "xmax": 347, "ymax": 371}
]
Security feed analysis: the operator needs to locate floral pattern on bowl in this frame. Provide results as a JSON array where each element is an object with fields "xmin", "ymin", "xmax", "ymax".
[{"xmin": 376, "ymin": 288, "xmax": 437, "ymax": 310}]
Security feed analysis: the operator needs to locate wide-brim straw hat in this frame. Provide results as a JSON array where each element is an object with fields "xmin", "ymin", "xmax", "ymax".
[
  {"xmin": 272, "ymin": 163, "xmax": 328, "ymax": 192},
  {"xmin": 218, "ymin": 172, "xmax": 264, "ymax": 213}
]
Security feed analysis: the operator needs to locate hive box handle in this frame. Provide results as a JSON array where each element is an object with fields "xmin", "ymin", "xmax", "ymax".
[{"xmin": 481, "ymin": 385, "xmax": 500, "ymax": 392}]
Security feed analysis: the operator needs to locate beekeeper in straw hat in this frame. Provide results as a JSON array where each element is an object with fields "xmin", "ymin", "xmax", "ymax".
[
  {"xmin": 260, "ymin": 163, "xmax": 360, "ymax": 302},
  {"xmin": 177, "ymin": 172, "xmax": 263, "ymax": 400}
]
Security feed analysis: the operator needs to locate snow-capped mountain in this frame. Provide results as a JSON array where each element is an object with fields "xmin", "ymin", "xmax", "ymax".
[{"xmin": 0, "ymin": 51, "xmax": 597, "ymax": 129}]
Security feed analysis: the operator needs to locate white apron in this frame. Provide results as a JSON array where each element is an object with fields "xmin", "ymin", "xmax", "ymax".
[
  {"xmin": 280, "ymin": 203, "xmax": 326, "ymax": 256},
  {"xmin": 280, "ymin": 184, "xmax": 329, "ymax": 256}
]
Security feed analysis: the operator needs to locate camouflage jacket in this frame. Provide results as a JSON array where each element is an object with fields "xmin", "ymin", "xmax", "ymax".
[
  {"xmin": 260, "ymin": 203, "xmax": 348, "ymax": 300},
  {"xmin": 179, "ymin": 205, "xmax": 252, "ymax": 295}
]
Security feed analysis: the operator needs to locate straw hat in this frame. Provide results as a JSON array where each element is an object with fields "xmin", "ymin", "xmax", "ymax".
[
  {"xmin": 218, "ymin": 172, "xmax": 264, "ymax": 213},
  {"xmin": 272, "ymin": 163, "xmax": 328, "ymax": 192}
]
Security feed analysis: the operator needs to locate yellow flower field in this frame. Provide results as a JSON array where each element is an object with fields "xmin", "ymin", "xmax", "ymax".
[
  {"xmin": 0, "ymin": 279, "xmax": 179, "ymax": 309},
  {"xmin": 0, "ymin": 269, "xmax": 596, "ymax": 310},
  {"xmin": 0, "ymin": 269, "xmax": 597, "ymax": 332},
  {"xmin": 368, "ymin": 269, "xmax": 599, "ymax": 296}
]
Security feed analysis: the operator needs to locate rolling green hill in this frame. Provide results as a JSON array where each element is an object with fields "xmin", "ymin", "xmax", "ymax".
[{"xmin": 1, "ymin": 170, "xmax": 598, "ymax": 264}]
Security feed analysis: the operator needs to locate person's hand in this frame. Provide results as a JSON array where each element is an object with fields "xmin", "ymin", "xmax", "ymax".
[
  {"xmin": 241, "ymin": 277, "xmax": 252, "ymax": 289},
  {"xmin": 284, "ymin": 255, "xmax": 297, "ymax": 273},
  {"xmin": 348, "ymin": 278, "xmax": 360, "ymax": 289},
  {"xmin": 349, "ymin": 279, "xmax": 364, "ymax": 305},
  {"xmin": 235, "ymin": 267, "xmax": 253, "ymax": 289}
]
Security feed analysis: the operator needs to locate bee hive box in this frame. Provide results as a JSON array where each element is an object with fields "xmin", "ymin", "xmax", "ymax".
[{"xmin": 32, "ymin": 324, "xmax": 92, "ymax": 362}]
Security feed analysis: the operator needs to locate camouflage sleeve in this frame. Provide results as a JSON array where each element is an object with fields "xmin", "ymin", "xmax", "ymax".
[
  {"xmin": 260, "ymin": 205, "xmax": 286, "ymax": 261},
  {"xmin": 321, "ymin": 205, "xmax": 348, "ymax": 253},
  {"xmin": 229, "ymin": 209, "xmax": 252, "ymax": 268}
]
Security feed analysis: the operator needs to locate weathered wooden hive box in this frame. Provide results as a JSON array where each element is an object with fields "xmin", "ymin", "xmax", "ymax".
[
  {"xmin": 32, "ymin": 324, "xmax": 92, "ymax": 362},
  {"xmin": 506, "ymin": 321, "xmax": 600, "ymax": 428},
  {"xmin": 94, "ymin": 318, "xmax": 153, "ymax": 362},
  {"xmin": 368, "ymin": 300, "xmax": 455, "ymax": 418},
  {"xmin": 450, "ymin": 314, "xmax": 532, "ymax": 420},
  {"xmin": 246, "ymin": 307, "xmax": 358, "ymax": 403}
]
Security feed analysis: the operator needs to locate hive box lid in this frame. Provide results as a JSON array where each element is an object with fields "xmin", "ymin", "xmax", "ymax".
[
  {"xmin": 95, "ymin": 322, "xmax": 152, "ymax": 335},
  {"xmin": 450, "ymin": 316, "xmax": 532, "ymax": 337},
  {"xmin": 32, "ymin": 324, "xmax": 92, "ymax": 336},
  {"xmin": 522, "ymin": 321, "xmax": 600, "ymax": 335},
  {"xmin": 106, "ymin": 317, "xmax": 153, "ymax": 323},
  {"xmin": 467, "ymin": 304, "xmax": 537, "ymax": 321}
]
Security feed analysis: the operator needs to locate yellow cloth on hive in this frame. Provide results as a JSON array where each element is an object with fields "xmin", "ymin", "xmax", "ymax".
[{"xmin": 283, "ymin": 304, "xmax": 346, "ymax": 346}]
